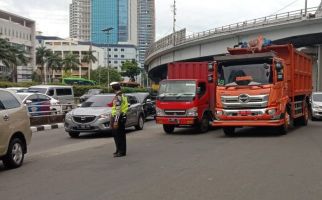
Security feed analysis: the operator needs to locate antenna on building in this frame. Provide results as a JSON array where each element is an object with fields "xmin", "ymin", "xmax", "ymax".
[{"xmin": 172, "ymin": 0, "xmax": 177, "ymax": 45}]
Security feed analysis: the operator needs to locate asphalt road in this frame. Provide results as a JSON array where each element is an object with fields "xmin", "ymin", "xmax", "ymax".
[{"xmin": 1, "ymin": 120, "xmax": 322, "ymax": 200}]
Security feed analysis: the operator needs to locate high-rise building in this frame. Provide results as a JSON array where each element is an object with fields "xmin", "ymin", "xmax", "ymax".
[
  {"xmin": 91, "ymin": 0, "xmax": 138, "ymax": 45},
  {"xmin": 69, "ymin": 0, "xmax": 91, "ymax": 41},
  {"xmin": 137, "ymin": 0, "xmax": 155, "ymax": 67}
]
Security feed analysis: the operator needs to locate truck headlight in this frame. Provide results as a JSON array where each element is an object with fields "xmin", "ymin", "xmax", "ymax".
[
  {"xmin": 266, "ymin": 108, "xmax": 276, "ymax": 115},
  {"xmin": 186, "ymin": 107, "xmax": 198, "ymax": 117},
  {"xmin": 156, "ymin": 107, "xmax": 164, "ymax": 116}
]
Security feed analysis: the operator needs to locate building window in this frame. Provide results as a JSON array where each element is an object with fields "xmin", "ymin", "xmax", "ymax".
[
  {"xmin": 114, "ymin": 48, "xmax": 118, "ymax": 51},
  {"xmin": 114, "ymin": 61, "xmax": 118, "ymax": 64},
  {"xmin": 121, "ymin": 48, "xmax": 124, "ymax": 52},
  {"xmin": 114, "ymin": 55, "xmax": 118, "ymax": 58},
  {"xmin": 121, "ymin": 55, "xmax": 125, "ymax": 58}
]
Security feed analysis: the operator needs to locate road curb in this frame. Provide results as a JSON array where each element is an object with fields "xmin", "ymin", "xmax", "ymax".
[{"xmin": 31, "ymin": 123, "xmax": 64, "ymax": 133}]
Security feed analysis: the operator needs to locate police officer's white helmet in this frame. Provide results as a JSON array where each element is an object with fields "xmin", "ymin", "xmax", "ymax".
[{"xmin": 110, "ymin": 82, "xmax": 120, "ymax": 86}]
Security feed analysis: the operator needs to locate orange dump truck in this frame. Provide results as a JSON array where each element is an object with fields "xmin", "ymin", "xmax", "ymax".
[{"xmin": 212, "ymin": 44, "xmax": 312, "ymax": 136}]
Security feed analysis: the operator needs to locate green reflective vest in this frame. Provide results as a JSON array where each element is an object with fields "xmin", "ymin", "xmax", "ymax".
[{"xmin": 111, "ymin": 94, "xmax": 128, "ymax": 116}]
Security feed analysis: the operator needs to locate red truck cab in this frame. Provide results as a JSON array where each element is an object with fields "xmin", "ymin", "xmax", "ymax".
[{"xmin": 155, "ymin": 62, "xmax": 215, "ymax": 134}]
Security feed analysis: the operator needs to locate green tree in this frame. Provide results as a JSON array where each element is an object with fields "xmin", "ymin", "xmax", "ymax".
[
  {"xmin": 62, "ymin": 53, "xmax": 80, "ymax": 73},
  {"xmin": 91, "ymin": 67, "xmax": 122, "ymax": 85},
  {"xmin": 121, "ymin": 60, "xmax": 141, "ymax": 82},
  {"xmin": 82, "ymin": 50, "xmax": 97, "ymax": 80},
  {"xmin": 0, "ymin": 38, "xmax": 27, "ymax": 82},
  {"xmin": 47, "ymin": 53, "xmax": 62, "ymax": 82},
  {"xmin": 36, "ymin": 46, "xmax": 52, "ymax": 82}
]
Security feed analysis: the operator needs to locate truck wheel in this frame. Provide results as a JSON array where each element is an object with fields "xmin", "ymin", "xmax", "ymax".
[
  {"xmin": 163, "ymin": 125, "xmax": 175, "ymax": 134},
  {"xmin": 68, "ymin": 131, "xmax": 80, "ymax": 138},
  {"xmin": 197, "ymin": 116, "xmax": 209, "ymax": 133},
  {"xmin": 296, "ymin": 102, "xmax": 309, "ymax": 126},
  {"xmin": 278, "ymin": 110, "xmax": 293, "ymax": 135},
  {"xmin": 2, "ymin": 138, "xmax": 25, "ymax": 169},
  {"xmin": 223, "ymin": 127, "xmax": 235, "ymax": 137}
]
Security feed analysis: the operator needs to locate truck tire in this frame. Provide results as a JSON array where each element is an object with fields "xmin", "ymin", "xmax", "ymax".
[
  {"xmin": 278, "ymin": 110, "xmax": 293, "ymax": 135},
  {"xmin": 2, "ymin": 138, "xmax": 25, "ymax": 169},
  {"xmin": 295, "ymin": 102, "xmax": 309, "ymax": 126},
  {"xmin": 68, "ymin": 131, "xmax": 80, "ymax": 138},
  {"xmin": 197, "ymin": 116, "xmax": 209, "ymax": 133},
  {"xmin": 223, "ymin": 127, "xmax": 235, "ymax": 137},
  {"xmin": 163, "ymin": 125, "xmax": 175, "ymax": 134}
]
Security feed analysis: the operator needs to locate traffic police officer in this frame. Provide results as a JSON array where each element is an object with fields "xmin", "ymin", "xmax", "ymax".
[{"xmin": 110, "ymin": 82, "xmax": 128, "ymax": 157}]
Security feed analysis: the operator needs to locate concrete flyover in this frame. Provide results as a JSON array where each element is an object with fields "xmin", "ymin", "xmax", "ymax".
[{"xmin": 145, "ymin": 6, "xmax": 322, "ymax": 90}]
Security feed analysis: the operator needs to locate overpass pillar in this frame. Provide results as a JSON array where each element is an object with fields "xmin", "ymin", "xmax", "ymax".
[{"xmin": 318, "ymin": 45, "xmax": 322, "ymax": 92}]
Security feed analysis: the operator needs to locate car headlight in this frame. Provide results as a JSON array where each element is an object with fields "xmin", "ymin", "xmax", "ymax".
[
  {"xmin": 266, "ymin": 108, "xmax": 276, "ymax": 115},
  {"xmin": 313, "ymin": 104, "xmax": 319, "ymax": 109},
  {"xmin": 186, "ymin": 107, "xmax": 198, "ymax": 117},
  {"xmin": 156, "ymin": 107, "xmax": 164, "ymax": 116},
  {"xmin": 99, "ymin": 113, "xmax": 111, "ymax": 119},
  {"xmin": 65, "ymin": 113, "xmax": 72, "ymax": 120}
]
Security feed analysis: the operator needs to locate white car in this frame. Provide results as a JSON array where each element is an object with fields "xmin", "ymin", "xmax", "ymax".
[
  {"xmin": 16, "ymin": 93, "xmax": 62, "ymax": 115},
  {"xmin": 6, "ymin": 87, "xmax": 28, "ymax": 93},
  {"xmin": 311, "ymin": 92, "xmax": 322, "ymax": 120}
]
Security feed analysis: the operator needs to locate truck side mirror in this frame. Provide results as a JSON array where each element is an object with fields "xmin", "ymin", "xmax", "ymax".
[
  {"xmin": 275, "ymin": 62, "xmax": 283, "ymax": 70},
  {"xmin": 275, "ymin": 62, "xmax": 284, "ymax": 81},
  {"xmin": 208, "ymin": 63, "xmax": 214, "ymax": 72},
  {"xmin": 197, "ymin": 87, "xmax": 201, "ymax": 95}
]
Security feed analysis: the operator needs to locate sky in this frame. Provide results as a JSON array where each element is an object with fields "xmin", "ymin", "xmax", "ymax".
[{"xmin": 0, "ymin": 0, "xmax": 321, "ymax": 40}]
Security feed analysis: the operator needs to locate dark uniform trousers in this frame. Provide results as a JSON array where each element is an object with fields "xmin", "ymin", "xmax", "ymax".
[{"xmin": 112, "ymin": 114, "xmax": 127, "ymax": 155}]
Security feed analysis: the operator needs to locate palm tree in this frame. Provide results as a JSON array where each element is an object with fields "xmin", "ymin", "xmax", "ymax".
[
  {"xmin": 0, "ymin": 38, "xmax": 27, "ymax": 82},
  {"xmin": 82, "ymin": 50, "xmax": 97, "ymax": 80},
  {"xmin": 47, "ymin": 53, "xmax": 62, "ymax": 82},
  {"xmin": 62, "ymin": 53, "xmax": 80, "ymax": 75},
  {"xmin": 36, "ymin": 46, "xmax": 52, "ymax": 83}
]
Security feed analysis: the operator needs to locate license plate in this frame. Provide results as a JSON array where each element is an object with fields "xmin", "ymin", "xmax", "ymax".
[
  {"xmin": 238, "ymin": 111, "xmax": 251, "ymax": 116},
  {"xmin": 78, "ymin": 125, "xmax": 90, "ymax": 130},
  {"xmin": 169, "ymin": 118, "xmax": 179, "ymax": 123}
]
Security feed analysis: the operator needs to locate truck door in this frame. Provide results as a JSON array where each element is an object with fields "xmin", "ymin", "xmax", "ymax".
[{"xmin": 197, "ymin": 82, "xmax": 208, "ymax": 118}]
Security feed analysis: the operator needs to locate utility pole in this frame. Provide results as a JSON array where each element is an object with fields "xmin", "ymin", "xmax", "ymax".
[
  {"xmin": 305, "ymin": 0, "xmax": 308, "ymax": 16},
  {"xmin": 102, "ymin": 27, "xmax": 113, "ymax": 90},
  {"xmin": 172, "ymin": 0, "xmax": 177, "ymax": 46}
]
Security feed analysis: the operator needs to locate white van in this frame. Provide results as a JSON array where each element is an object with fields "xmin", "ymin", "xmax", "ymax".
[{"xmin": 28, "ymin": 85, "xmax": 74, "ymax": 109}]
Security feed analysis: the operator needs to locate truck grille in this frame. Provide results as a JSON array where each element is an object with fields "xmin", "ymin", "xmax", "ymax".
[
  {"xmin": 164, "ymin": 110, "xmax": 186, "ymax": 116},
  {"xmin": 73, "ymin": 116, "xmax": 96, "ymax": 123},
  {"xmin": 221, "ymin": 94, "xmax": 268, "ymax": 109}
]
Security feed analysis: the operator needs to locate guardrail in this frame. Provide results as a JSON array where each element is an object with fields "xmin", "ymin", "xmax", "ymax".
[{"xmin": 146, "ymin": 7, "xmax": 321, "ymax": 59}]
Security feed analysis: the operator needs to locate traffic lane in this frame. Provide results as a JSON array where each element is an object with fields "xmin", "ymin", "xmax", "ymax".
[
  {"xmin": 1, "ymin": 122, "xmax": 322, "ymax": 199},
  {"xmin": 28, "ymin": 119, "xmax": 157, "ymax": 154}
]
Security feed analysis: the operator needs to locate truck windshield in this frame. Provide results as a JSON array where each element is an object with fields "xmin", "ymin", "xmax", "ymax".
[
  {"xmin": 158, "ymin": 80, "xmax": 196, "ymax": 101},
  {"xmin": 217, "ymin": 62, "xmax": 273, "ymax": 86}
]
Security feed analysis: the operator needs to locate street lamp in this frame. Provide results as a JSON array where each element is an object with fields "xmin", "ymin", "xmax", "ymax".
[{"xmin": 102, "ymin": 27, "xmax": 114, "ymax": 89}]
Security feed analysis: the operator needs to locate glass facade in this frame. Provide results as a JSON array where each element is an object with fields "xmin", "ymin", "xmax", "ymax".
[
  {"xmin": 118, "ymin": 0, "xmax": 128, "ymax": 42},
  {"xmin": 91, "ymin": 0, "xmax": 129, "ymax": 44},
  {"xmin": 91, "ymin": 0, "xmax": 118, "ymax": 44}
]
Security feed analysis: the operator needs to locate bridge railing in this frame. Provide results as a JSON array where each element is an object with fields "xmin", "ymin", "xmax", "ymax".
[{"xmin": 146, "ymin": 7, "xmax": 320, "ymax": 59}]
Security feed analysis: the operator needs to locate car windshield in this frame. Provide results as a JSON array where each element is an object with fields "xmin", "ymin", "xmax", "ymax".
[
  {"xmin": 313, "ymin": 94, "xmax": 322, "ymax": 102},
  {"xmin": 217, "ymin": 62, "xmax": 273, "ymax": 86},
  {"xmin": 81, "ymin": 95, "xmax": 114, "ymax": 107},
  {"xmin": 27, "ymin": 88, "xmax": 47, "ymax": 94},
  {"xmin": 159, "ymin": 81, "xmax": 196, "ymax": 96}
]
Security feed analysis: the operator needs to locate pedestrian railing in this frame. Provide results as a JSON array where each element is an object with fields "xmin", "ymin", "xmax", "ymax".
[{"xmin": 146, "ymin": 7, "xmax": 321, "ymax": 60}]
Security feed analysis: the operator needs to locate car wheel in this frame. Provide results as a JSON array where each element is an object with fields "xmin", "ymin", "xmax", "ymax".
[
  {"xmin": 2, "ymin": 138, "xmax": 25, "ymax": 169},
  {"xmin": 68, "ymin": 131, "xmax": 80, "ymax": 138},
  {"xmin": 163, "ymin": 125, "xmax": 175, "ymax": 134},
  {"xmin": 135, "ymin": 115, "xmax": 144, "ymax": 130}
]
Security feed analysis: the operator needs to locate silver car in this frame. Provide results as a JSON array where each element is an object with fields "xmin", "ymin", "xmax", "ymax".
[
  {"xmin": 311, "ymin": 92, "xmax": 322, "ymax": 120},
  {"xmin": 65, "ymin": 94, "xmax": 145, "ymax": 138}
]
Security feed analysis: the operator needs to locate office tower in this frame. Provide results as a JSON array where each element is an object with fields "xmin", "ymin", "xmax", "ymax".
[{"xmin": 69, "ymin": 0, "xmax": 91, "ymax": 41}]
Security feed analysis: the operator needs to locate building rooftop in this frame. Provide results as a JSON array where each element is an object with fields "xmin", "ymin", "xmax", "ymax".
[{"xmin": 0, "ymin": 9, "xmax": 35, "ymax": 27}]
